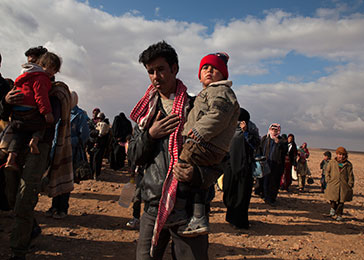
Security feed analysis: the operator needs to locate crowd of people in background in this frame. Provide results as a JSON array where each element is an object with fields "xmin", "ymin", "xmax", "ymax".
[
  {"xmin": 0, "ymin": 43, "xmax": 355, "ymax": 260},
  {"xmin": 0, "ymin": 47, "xmax": 134, "ymax": 260}
]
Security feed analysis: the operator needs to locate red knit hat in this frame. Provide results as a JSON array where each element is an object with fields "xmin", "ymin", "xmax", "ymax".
[{"xmin": 198, "ymin": 52, "xmax": 229, "ymax": 79}]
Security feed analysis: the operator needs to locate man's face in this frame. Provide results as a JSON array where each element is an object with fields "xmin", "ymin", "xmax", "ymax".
[
  {"xmin": 145, "ymin": 57, "xmax": 177, "ymax": 96},
  {"xmin": 270, "ymin": 127, "xmax": 279, "ymax": 136},
  {"xmin": 199, "ymin": 64, "xmax": 224, "ymax": 88}
]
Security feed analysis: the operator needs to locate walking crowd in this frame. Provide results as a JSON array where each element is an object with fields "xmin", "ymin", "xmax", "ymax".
[{"xmin": 0, "ymin": 42, "xmax": 355, "ymax": 260}]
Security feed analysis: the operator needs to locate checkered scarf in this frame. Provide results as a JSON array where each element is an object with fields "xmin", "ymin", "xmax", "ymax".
[
  {"xmin": 130, "ymin": 84, "xmax": 158, "ymax": 130},
  {"xmin": 268, "ymin": 123, "xmax": 281, "ymax": 138},
  {"xmin": 130, "ymin": 79, "xmax": 188, "ymax": 256}
]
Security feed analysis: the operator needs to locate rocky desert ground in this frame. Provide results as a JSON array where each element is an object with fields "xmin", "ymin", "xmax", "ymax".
[{"xmin": 1, "ymin": 148, "xmax": 363, "ymax": 259}]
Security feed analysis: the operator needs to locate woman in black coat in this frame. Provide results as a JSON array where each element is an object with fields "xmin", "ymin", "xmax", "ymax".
[
  {"xmin": 223, "ymin": 108, "xmax": 260, "ymax": 229},
  {"xmin": 109, "ymin": 112, "xmax": 132, "ymax": 170},
  {"xmin": 280, "ymin": 133, "xmax": 297, "ymax": 191}
]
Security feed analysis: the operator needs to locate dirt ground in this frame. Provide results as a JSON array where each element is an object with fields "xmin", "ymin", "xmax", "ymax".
[{"xmin": 1, "ymin": 148, "xmax": 363, "ymax": 260}]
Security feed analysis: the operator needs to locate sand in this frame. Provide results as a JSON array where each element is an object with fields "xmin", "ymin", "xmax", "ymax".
[{"xmin": 1, "ymin": 148, "xmax": 363, "ymax": 259}]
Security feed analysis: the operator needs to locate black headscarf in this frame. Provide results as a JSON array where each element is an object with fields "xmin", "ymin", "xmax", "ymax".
[{"xmin": 111, "ymin": 112, "xmax": 132, "ymax": 142}]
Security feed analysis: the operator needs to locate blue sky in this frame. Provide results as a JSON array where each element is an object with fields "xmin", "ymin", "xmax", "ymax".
[
  {"xmin": 1, "ymin": 0, "xmax": 364, "ymax": 151},
  {"xmin": 84, "ymin": 0, "xmax": 358, "ymax": 85},
  {"xmin": 85, "ymin": 0, "xmax": 363, "ymax": 22}
]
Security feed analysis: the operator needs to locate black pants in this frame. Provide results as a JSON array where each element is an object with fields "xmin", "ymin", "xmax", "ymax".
[
  {"xmin": 177, "ymin": 157, "xmax": 207, "ymax": 210},
  {"xmin": 51, "ymin": 192, "xmax": 70, "ymax": 214},
  {"xmin": 0, "ymin": 164, "xmax": 11, "ymax": 211},
  {"xmin": 132, "ymin": 173, "xmax": 143, "ymax": 219},
  {"xmin": 136, "ymin": 212, "xmax": 208, "ymax": 260},
  {"xmin": 92, "ymin": 145, "xmax": 106, "ymax": 177},
  {"xmin": 263, "ymin": 166, "xmax": 283, "ymax": 203},
  {"xmin": 4, "ymin": 142, "xmax": 50, "ymax": 257}
]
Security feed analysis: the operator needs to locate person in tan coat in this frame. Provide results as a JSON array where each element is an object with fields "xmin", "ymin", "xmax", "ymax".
[
  {"xmin": 178, "ymin": 52, "xmax": 240, "ymax": 237},
  {"xmin": 324, "ymin": 146, "xmax": 354, "ymax": 221}
]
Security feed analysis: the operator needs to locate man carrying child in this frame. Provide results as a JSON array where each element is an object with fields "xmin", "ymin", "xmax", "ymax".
[{"xmin": 128, "ymin": 41, "xmax": 227, "ymax": 260}]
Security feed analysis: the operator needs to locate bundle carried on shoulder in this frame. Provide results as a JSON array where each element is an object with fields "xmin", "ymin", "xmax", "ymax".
[
  {"xmin": 252, "ymin": 155, "xmax": 271, "ymax": 178},
  {"xmin": 44, "ymin": 81, "xmax": 74, "ymax": 197}
]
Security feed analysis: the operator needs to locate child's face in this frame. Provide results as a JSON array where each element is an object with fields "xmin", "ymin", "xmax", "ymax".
[
  {"xmin": 27, "ymin": 55, "xmax": 37, "ymax": 63},
  {"xmin": 336, "ymin": 153, "xmax": 345, "ymax": 162},
  {"xmin": 323, "ymin": 155, "xmax": 329, "ymax": 161},
  {"xmin": 200, "ymin": 64, "xmax": 224, "ymax": 88}
]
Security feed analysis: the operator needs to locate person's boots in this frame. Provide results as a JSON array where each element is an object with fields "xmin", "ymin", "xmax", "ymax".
[{"xmin": 177, "ymin": 203, "xmax": 209, "ymax": 237}]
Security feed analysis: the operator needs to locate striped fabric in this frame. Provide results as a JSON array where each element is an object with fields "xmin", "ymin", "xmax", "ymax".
[
  {"xmin": 130, "ymin": 84, "xmax": 158, "ymax": 130},
  {"xmin": 130, "ymin": 80, "xmax": 188, "ymax": 256},
  {"xmin": 46, "ymin": 81, "xmax": 74, "ymax": 197}
]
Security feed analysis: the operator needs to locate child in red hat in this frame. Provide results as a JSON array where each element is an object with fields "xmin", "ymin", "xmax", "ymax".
[{"xmin": 178, "ymin": 52, "xmax": 240, "ymax": 236}]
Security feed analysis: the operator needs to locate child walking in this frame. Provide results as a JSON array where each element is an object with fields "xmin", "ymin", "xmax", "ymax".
[
  {"xmin": 296, "ymin": 142, "xmax": 310, "ymax": 192},
  {"xmin": 320, "ymin": 151, "xmax": 331, "ymax": 193},
  {"xmin": 0, "ymin": 52, "xmax": 61, "ymax": 169},
  {"xmin": 324, "ymin": 147, "xmax": 354, "ymax": 221},
  {"xmin": 178, "ymin": 52, "xmax": 240, "ymax": 236}
]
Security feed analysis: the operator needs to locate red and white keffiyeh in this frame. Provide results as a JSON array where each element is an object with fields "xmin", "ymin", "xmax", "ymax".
[
  {"xmin": 130, "ymin": 84, "xmax": 158, "ymax": 130},
  {"xmin": 268, "ymin": 123, "xmax": 281, "ymax": 139},
  {"xmin": 130, "ymin": 79, "xmax": 188, "ymax": 256}
]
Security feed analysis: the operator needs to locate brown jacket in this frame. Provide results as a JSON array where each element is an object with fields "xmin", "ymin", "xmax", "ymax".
[
  {"xmin": 182, "ymin": 80, "xmax": 240, "ymax": 153},
  {"xmin": 324, "ymin": 159, "xmax": 354, "ymax": 202}
]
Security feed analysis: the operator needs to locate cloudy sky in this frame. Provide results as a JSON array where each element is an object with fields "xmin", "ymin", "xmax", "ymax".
[{"xmin": 1, "ymin": 0, "xmax": 364, "ymax": 151}]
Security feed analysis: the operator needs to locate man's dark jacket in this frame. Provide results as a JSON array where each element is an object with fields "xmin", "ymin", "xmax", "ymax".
[
  {"xmin": 127, "ymin": 97, "xmax": 224, "ymax": 217},
  {"xmin": 0, "ymin": 74, "xmax": 11, "ymax": 121}
]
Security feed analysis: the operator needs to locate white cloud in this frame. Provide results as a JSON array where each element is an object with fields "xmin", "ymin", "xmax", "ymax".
[
  {"xmin": 235, "ymin": 63, "xmax": 364, "ymax": 146},
  {"xmin": 0, "ymin": 0, "xmax": 364, "ymax": 150}
]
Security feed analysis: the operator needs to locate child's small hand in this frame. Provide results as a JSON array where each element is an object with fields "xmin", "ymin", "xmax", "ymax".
[
  {"xmin": 44, "ymin": 113, "xmax": 54, "ymax": 124},
  {"xmin": 187, "ymin": 129, "xmax": 198, "ymax": 141}
]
